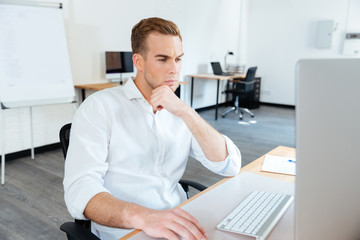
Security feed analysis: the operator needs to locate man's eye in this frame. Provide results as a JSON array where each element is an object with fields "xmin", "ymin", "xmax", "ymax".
[
  {"xmin": 158, "ymin": 58, "xmax": 166, "ymax": 62},
  {"xmin": 176, "ymin": 58, "xmax": 182, "ymax": 62}
]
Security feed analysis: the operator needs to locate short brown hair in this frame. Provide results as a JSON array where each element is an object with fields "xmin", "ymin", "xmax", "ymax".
[{"xmin": 131, "ymin": 17, "xmax": 182, "ymax": 57}]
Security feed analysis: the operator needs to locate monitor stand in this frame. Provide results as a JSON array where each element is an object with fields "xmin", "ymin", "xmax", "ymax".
[
  {"xmin": 119, "ymin": 73, "xmax": 123, "ymax": 85},
  {"xmin": 109, "ymin": 74, "xmax": 124, "ymax": 85}
]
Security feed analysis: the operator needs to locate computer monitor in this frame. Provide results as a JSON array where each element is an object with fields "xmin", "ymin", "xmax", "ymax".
[
  {"xmin": 295, "ymin": 58, "xmax": 360, "ymax": 240},
  {"xmin": 105, "ymin": 51, "xmax": 134, "ymax": 82}
]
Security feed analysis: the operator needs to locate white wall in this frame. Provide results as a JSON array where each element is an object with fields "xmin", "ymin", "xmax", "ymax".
[{"xmin": 246, "ymin": 0, "xmax": 359, "ymax": 105}]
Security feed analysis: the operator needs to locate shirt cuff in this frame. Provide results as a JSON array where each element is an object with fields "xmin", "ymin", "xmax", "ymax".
[
  {"xmin": 201, "ymin": 135, "xmax": 242, "ymax": 176},
  {"xmin": 65, "ymin": 177, "xmax": 110, "ymax": 220},
  {"xmin": 221, "ymin": 135, "xmax": 242, "ymax": 175}
]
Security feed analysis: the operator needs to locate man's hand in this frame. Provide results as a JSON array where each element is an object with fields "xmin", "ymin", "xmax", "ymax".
[
  {"xmin": 140, "ymin": 207, "xmax": 207, "ymax": 240},
  {"xmin": 84, "ymin": 193, "xmax": 207, "ymax": 240},
  {"xmin": 150, "ymin": 85, "xmax": 188, "ymax": 116}
]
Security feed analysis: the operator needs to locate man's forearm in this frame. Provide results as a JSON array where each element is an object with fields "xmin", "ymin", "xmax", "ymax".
[
  {"xmin": 84, "ymin": 192, "xmax": 147, "ymax": 229},
  {"xmin": 178, "ymin": 105, "xmax": 228, "ymax": 162}
]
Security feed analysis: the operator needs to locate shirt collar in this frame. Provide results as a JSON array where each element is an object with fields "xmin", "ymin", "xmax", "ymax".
[{"xmin": 123, "ymin": 78, "xmax": 145, "ymax": 100}]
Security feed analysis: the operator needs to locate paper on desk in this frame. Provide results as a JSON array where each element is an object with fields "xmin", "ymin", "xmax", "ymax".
[{"xmin": 261, "ymin": 155, "xmax": 296, "ymax": 175}]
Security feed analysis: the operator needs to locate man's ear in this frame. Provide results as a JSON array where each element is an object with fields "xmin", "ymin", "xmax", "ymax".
[{"xmin": 133, "ymin": 53, "xmax": 144, "ymax": 72}]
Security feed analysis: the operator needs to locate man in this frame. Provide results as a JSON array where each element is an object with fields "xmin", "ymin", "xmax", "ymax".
[{"xmin": 64, "ymin": 17, "xmax": 241, "ymax": 240}]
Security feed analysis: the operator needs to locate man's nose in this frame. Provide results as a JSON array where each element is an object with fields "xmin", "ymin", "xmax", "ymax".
[{"xmin": 168, "ymin": 60, "xmax": 179, "ymax": 74}]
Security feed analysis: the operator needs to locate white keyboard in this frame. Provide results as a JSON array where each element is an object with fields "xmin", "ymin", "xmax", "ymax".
[{"xmin": 216, "ymin": 190, "xmax": 293, "ymax": 240}]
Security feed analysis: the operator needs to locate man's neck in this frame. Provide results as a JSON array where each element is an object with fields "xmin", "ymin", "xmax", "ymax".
[{"xmin": 133, "ymin": 75, "xmax": 152, "ymax": 103}]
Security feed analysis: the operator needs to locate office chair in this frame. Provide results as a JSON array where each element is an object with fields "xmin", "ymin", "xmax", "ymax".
[
  {"xmin": 222, "ymin": 67, "xmax": 258, "ymax": 120},
  {"xmin": 59, "ymin": 123, "xmax": 207, "ymax": 240}
]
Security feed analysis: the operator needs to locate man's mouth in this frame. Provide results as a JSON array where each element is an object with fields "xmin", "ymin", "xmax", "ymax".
[{"xmin": 164, "ymin": 80, "xmax": 178, "ymax": 86}]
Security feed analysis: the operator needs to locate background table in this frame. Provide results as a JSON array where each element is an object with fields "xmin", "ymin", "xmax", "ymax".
[
  {"xmin": 187, "ymin": 74, "xmax": 245, "ymax": 120},
  {"xmin": 75, "ymin": 82, "xmax": 120, "ymax": 102}
]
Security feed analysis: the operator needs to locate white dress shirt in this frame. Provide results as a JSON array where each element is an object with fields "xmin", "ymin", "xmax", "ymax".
[{"xmin": 63, "ymin": 79, "xmax": 242, "ymax": 239}]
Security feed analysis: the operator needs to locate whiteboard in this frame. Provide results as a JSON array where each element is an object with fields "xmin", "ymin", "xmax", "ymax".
[{"xmin": 0, "ymin": 3, "xmax": 75, "ymax": 108}]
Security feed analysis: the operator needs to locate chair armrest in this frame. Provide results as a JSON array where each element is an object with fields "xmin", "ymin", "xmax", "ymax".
[
  {"xmin": 60, "ymin": 222, "xmax": 100, "ymax": 240},
  {"xmin": 179, "ymin": 179, "xmax": 207, "ymax": 192}
]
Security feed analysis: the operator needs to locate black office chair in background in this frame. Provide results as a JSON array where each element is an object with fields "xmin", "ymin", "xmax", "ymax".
[
  {"xmin": 222, "ymin": 67, "xmax": 258, "ymax": 120},
  {"xmin": 59, "ymin": 123, "xmax": 207, "ymax": 240}
]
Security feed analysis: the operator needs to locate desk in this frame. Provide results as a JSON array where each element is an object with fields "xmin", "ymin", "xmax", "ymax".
[
  {"xmin": 75, "ymin": 82, "xmax": 120, "ymax": 102},
  {"xmin": 187, "ymin": 74, "xmax": 246, "ymax": 120},
  {"xmin": 121, "ymin": 146, "xmax": 295, "ymax": 240}
]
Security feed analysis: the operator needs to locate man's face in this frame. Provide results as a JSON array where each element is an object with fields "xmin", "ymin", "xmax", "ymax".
[{"xmin": 141, "ymin": 33, "xmax": 183, "ymax": 92}]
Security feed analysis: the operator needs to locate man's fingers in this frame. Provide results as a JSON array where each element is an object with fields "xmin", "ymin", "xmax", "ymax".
[
  {"xmin": 150, "ymin": 85, "xmax": 185, "ymax": 115},
  {"xmin": 150, "ymin": 90, "xmax": 170, "ymax": 112},
  {"xmin": 150, "ymin": 93, "xmax": 166, "ymax": 105},
  {"xmin": 169, "ymin": 215, "xmax": 206, "ymax": 240},
  {"xmin": 173, "ymin": 208, "xmax": 207, "ymax": 236},
  {"xmin": 161, "ymin": 229, "xmax": 181, "ymax": 240},
  {"xmin": 150, "ymin": 95, "xmax": 164, "ymax": 111}
]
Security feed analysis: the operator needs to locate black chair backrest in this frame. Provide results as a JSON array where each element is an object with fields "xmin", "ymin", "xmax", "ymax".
[
  {"xmin": 60, "ymin": 123, "xmax": 92, "ymax": 230},
  {"xmin": 243, "ymin": 66, "xmax": 257, "ymax": 92},
  {"xmin": 59, "ymin": 123, "xmax": 72, "ymax": 158},
  {"xmin": 245, "ymin": 67, "xmax": 257, "ymax": 82}
]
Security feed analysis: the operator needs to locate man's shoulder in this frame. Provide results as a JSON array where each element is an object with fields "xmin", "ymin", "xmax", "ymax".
[
  {"xmin": 87, "ymin": 86, "xmax": 127, "ymax": 103},
  {"xmin": 78, "ymin": 86, "xmax": 129, "ymax": 113}
]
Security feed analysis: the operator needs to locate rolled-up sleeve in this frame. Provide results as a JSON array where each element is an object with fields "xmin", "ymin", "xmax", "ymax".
[
  {"xmin": 189, "ymin": 135, "xmax": 242, "ymax": 176},
  {"xmin": 63, "ymin": 96, "xmax": 111, "ymax": 220}
]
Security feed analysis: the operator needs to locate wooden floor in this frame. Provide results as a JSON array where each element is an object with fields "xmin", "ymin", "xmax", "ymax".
[{"xmin": 0, "ymin": 105, "xmax": 295, "ymax": 240}]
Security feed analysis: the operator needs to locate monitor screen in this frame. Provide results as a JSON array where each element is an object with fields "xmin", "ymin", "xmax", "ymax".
[
  {"xmin": 295, "ymin": 58, "xmax": 360, "ymax": 240},
  {"xmin": 105, "ymin": 51, "xmax": 133, "ymax": 81}
]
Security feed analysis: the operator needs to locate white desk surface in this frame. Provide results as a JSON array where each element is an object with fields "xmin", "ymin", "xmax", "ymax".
[{"xmin": 128, "ymin": 172, "xmax": 295, "ymax": 240}]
